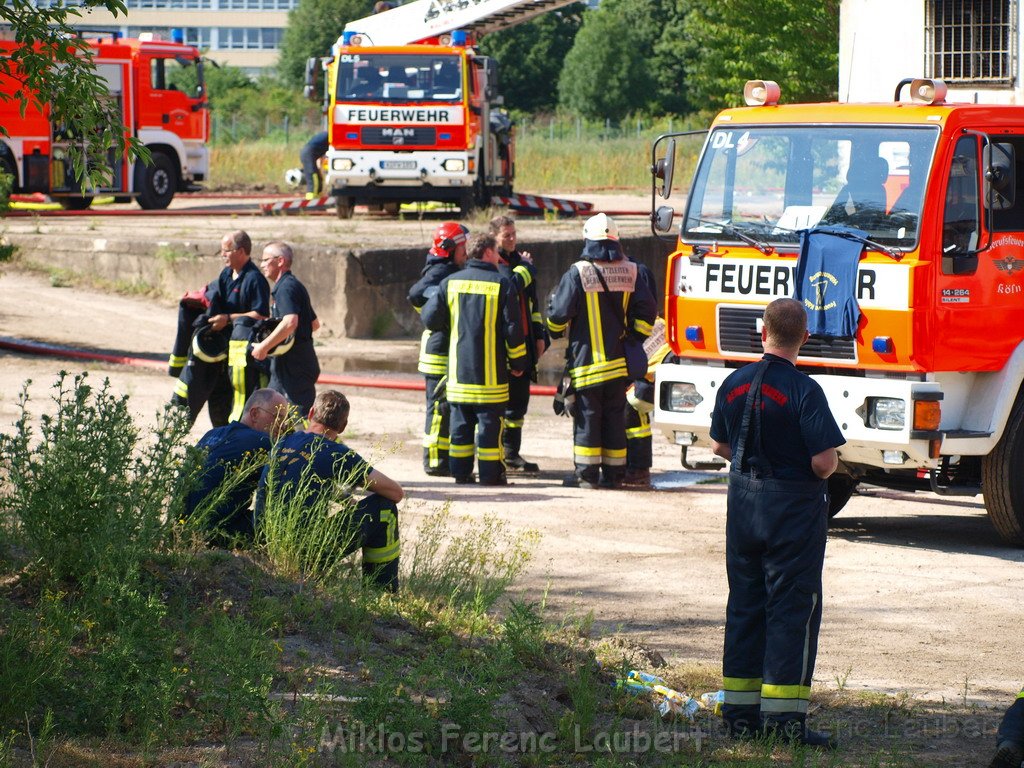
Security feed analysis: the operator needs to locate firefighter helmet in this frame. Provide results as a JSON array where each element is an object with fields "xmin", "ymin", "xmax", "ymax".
[
  {"xmin": 583, "ymin": 212, "xmax": 619, "ymax": 241},
  {"xmin": 429, "ymin": 221, "xmax": 469, "ymax": 258},
  {"xmin": 252, "ymin": 317, "xmax": 295, "ymax": 357},
  {"xmin": 191, "ymin": 326, "xmax": 228, "ymax": 363}
]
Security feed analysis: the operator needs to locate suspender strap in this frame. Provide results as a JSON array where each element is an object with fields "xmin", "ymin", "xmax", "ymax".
[{"xmin": 732, "ymin": 359, "xmax": 774, "ymax": 478}]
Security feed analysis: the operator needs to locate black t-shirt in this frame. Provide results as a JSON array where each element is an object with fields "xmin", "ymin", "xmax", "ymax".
[
  {"xmin": 272, "ymin": 271, "xmax": 316, "ymax": 342},
  {"xmin": 709, "ymin": 353, "xmax": 845, "ymax": 482},
  {"xmin": 213, "ymin": 259, "xmax": 270, "ymax": 317}
]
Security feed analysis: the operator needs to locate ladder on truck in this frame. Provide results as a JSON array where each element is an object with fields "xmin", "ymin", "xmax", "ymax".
[{"xmin": 343, "ymin": 0, "xmax": 579, "ymax": 47}]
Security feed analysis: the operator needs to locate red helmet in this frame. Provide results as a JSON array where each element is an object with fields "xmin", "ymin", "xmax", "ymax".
[{"xmin": 430, "ymin": 221, "xmax": 469, "ymax": 259}]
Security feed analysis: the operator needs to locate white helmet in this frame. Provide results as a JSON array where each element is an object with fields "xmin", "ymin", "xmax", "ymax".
[
  {"xmin": 583, "ymin": 212, "xmax": 618, "ymax": 241},
  {"xmin": 284, "ymin": 168, "xmax": 305, "ymax": 187}
]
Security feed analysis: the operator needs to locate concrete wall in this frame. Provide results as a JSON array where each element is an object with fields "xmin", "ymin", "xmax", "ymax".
[{"xmin": 14, "ymin": 231, "xmax": 675, "ymax": 339}]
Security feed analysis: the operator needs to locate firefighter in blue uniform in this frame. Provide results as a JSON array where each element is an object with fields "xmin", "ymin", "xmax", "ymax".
[
  {"xmin": 251, "ymin": 241, "xmax": 321, "ymax": 416},
  {"xmin": 256, "ymin": 389, "xmax": 403, "ymax": 591},
  {"xmin": 408, "ymin": 222, "xmax": 468, "ymax": 476},
  {"xmin": 990, "ymin": 688, "xmax": 1024, "ymax": 768},
  {"xmin": 709, "ymin": 298, "xmax": 845, "ymax": 748},
  {"xmin": 546, "ymin": 213, "xmax": 657, "ymax": 489},
  {"xmin": 173, "ymin": 230, "xmax": 270, "ymax": 425},
  {"xmin": 185, "ymin": 388, "xmax": 290, "ymax": 545},
  {"xmin": 490, "ymin": 214, "xmax": 548, "ymax": 473},
  {"xmin": 169, "ymin": 281, "xmax": 234, "ymax": 426},
  {"xmin": 422, "ymin": 233, "xmax": 528, "ymax": 486}
]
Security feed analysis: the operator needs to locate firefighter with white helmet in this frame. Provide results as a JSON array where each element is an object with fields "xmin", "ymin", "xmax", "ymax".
[
  {"xmin": 547, "ymin": 213, "xmax": 658, "ymax": 489},
  {"xmin": 408, "ymin": 221, "xmax": 469, "ymax": 475}
]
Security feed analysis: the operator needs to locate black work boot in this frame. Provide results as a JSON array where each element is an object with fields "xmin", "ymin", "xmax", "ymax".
[
  {"xmin": 622, "ymin": 467, "xmax": 652, "ymax": 488},
  {"xmin": 763, "ymin": 718, "xmax": 837, "ymax": 750},
  {"xmin": 503, "ymin": 427, "xmax": 540, "ymax": 473},
  {"xmin": 989, "ymin": 741, "xmax": 1024, "ymax": 768},
  {"xmin": 562, "ymin": 467, "xmax": 600, "ymax": 490}
]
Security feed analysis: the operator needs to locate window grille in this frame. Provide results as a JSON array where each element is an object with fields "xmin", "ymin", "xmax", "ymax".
[{"xmin": 926, "ymin": 0, "xmax": 1016, "ymax": 85}]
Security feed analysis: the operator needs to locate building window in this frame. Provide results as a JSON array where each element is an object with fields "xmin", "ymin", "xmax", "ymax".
[
  {"xmin": 926, "ymin": 0, "xmax": 1016, "ymax": 85},
  {"xmin": 218, "ymin": 27, "xmax": 283, "ymax": 49}
]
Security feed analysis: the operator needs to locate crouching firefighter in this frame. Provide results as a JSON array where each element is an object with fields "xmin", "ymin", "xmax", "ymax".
[{"xmin": 408, "ymin": 222, "xmax": 468, "ymax": 476}]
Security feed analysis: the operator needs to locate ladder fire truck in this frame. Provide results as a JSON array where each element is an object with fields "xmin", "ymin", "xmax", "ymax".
[
  {"xmin": 308, "ymin": 0, "xmax": 575, "ymax": 218},
  {"xmin": 651, "ymin": 78, "xmax": 1024, "ymax": 545},
  {"xmin": 0, "ymin": 32, "xmax": 209, "ymax": 210}
]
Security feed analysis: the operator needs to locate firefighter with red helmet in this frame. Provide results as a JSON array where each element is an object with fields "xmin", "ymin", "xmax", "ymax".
[{"xmin": 408, "ymin": 221, "xmax": 469, "ymax": 475}]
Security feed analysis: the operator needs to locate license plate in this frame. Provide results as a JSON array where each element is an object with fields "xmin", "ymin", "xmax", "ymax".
[{"xmin": 381, "ymin": 160, "xmax": 417, "ymax": 170}]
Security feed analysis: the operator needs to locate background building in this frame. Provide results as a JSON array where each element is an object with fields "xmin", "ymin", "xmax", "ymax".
[
  {"xmin": 841, "ymin": 0, "xmax": 1020, "ymax": 103},
  {"xmin": 29, "ymin": 0, "xmax": 298, "ymax": 76}
]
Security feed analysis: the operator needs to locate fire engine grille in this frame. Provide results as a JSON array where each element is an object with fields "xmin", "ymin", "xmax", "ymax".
[
  {"xmin": 361, "ymin": 127, "xmax": 437, "ymax": 146},
  {"xmin": 718, "ymin": 306, "xmax": 857, "ymax": 360}
]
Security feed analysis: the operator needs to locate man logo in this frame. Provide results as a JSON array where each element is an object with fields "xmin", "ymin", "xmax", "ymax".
[
  {"xmin": 804, "ymin": 270, "xmax": 839, "ymax": 311},
  {"xmin": 393, "ymin": 135, "xmax": 405, "ymax": 145},
  {"xmin": 994, "ymin": 255, "xmax": 1024, "ymax": 275}
]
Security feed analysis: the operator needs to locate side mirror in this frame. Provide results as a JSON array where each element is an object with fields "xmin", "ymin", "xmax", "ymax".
[
  {"xmin": 985, "ymin": 141, "xmax": 1015, "ymax": 210},
  {"xmin": 653, "ymin": 205, "xmax": 675, "ymax": 233},
  {"xmin": 303, "ymin": 57, "xmax": 319, "ymax": 101},
  {"xmin": 653, "ymin": 138, "xmax": 676, "ymax": 199},
  {"xmin": 483, "ymin": 57, "xmax": 499, "ymax": 101}
]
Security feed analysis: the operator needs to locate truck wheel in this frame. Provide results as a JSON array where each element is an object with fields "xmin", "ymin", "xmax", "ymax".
[
  {"xmin": 383, "ymin": 201, "xmax": 401, "ymax": 216},
  {"xmin": 335, "ymin": 196, "xmax": 355, "ymax": 219},
  {"xmin": 827, "ymin": 474, "xmax": 859, "ymax": 519},
  {"xmin": 981, "ymin": 396, "xmax": 1024, "ymax": 544},
  {"xmin": 135, "ymin": 152, "xmax": 177, "ymax": 210},
  {"xmin": 459, "ymin": 189, "xmax": 477, "ymax": 215},
  {"xmin": 59, "ymin": 196, "xmax": 93, "ymax": 210},
  {"xmin": 0, "ymin": 153, "xmax": 15, "ymax": 188}
]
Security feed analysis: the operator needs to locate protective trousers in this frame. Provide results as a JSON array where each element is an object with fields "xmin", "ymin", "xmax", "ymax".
[
  {"xmin": 173, "ymin": 358, "xmax": 232, "ymax": 427},
  {"xmin": 502, "ymin": 371, "xmax": 531, "ymax": 457},
  {"xmin": 422, "ymin": 374, "xmax": 450, "ymax": 472},
  {"xmin": 269, "ymin": 339, "xmax": 319, "ymax": 416},
  {"xmin": 572, "ymin": 379, "xmax": 627, "ymax": 485},
  {"xmin": 330, "ymin": 493, "xmax": 400, "ymax": 592},
  {"xmin": 721, "ymin": 360, "xmax": 828, "ymax": 734},
  {"xmin": 449, "ymin": 402, "xmax": 504, "ymax": 482},
  {"xmin": 625, "ymin": 403, "xmax": 652, "ymax": 469},
  {"xmin": 227, "ymin": 329, "xmax": 265, "ymax": 423},
  {"xmin": 998, "ymin": 689, "xmax": 1024, "ymax": 746}
]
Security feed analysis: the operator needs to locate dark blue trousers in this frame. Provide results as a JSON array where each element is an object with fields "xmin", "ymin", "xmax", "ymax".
[
  {"xmin": 422, "ymin": 374, "xmax": 450, "ymax": 471},
  {"xmin": 998, "ymin": 690, "xmax": 1024, "ymax": 746},
  {"xmin": 449, "ymin": 402, "xmax": 504, "ymax": 482},
  {"xmin": 722, "ymin": 473, "xmax": 828, "ymax": 733}
]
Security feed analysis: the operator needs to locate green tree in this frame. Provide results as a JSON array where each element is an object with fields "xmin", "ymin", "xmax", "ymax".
[
  {"xmin": 557, "ymin": 0, "xmax": 683, "ymax": 121},
  {"xmin": 0, "ymin": 1, "xmax": 146, "ymax": 188},
  {"xmin": 278, "ymin": 0, "xmax": 374, "ymax": 87},
  {"xmin": 477, "ymin": 4, "xmax": 585, "ymax": 114},
  {"xmin": 682, "ymin": 0, "xmax": 839, "ymax": 114}
]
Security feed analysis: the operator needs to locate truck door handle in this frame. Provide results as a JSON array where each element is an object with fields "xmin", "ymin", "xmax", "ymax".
[{"xmin": 162, "ymin": 114, "xmax": 170, "ymax": 124}]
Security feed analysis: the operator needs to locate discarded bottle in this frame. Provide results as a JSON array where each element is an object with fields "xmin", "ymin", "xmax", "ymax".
[
  {"xmin": 628, "ymin": 670, "xmax": 668, "ymax": 687},
  {"xmin": 700, "ymin": 690, "xmax": 724, "ymax": 716},
  {"xmin": 653, "ymin": 685, "xmax": 700, "ymax": 720}
]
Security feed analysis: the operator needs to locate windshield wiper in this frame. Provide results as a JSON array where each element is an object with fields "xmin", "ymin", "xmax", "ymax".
[
  {"xmin": 814, "ymin": 227, "xmax": 904, "ymax": 261},
  {"xmin": 691, "ymin": 218, "xmax": 775, "ymax": 255}
]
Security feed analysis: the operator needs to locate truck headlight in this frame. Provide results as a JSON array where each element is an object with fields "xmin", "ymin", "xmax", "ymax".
[
  {"xmin": 331, "ymin": 158, "xmax": 354, "ymax": 171},
  {"xmin": 868, "ymin": 397, "xmax": 906, "ymax": 430},
  {"xmin": 443, "ymin": 159, "xmax": 465, "ymax": 172},
  {"xmin": 663, "ymin": 382, "xmax": 703, "ymax": 413}
]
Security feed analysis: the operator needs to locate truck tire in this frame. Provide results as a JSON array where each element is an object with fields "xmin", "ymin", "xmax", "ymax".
[
  {"xmin": 0, "ymin": 153, "xmax": 15, "ymax": 189},
  {"xmin": 459, "ymin": 189, "xmax": 477, "ymax": 215},
  {"xmin": 981, "ymin": 395, "xmax": 1024, "ymax": 544},
  {"xmin": 135, "ymin": 152, "xmax": 177, "ymax": 210},
  {"xmin": 382, "ymin": 201, "xmax": 401, "ymax": 216},
  {"xmin": 59, "ymin": 196, "xmax": 93, "ymax": 210},
  {"xmin": 827, "ymin": 474, "xmax": 858, "ymax": 519},
  {"xmin": 335, "ymin": 196, "xmax": 355, "ymax": 219}
]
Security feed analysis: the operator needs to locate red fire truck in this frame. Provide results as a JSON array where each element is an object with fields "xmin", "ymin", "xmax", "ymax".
[
  {"xmin": 651, "ymin": 78, "xmax": 1024, "ymax": 544},
  {"xmin": 310, "ymin": 0, "xmax": 575, "ymax": 218},
  {"xmin": 0, "ymin": 32, "xmax": 209, "ymax": 209}
]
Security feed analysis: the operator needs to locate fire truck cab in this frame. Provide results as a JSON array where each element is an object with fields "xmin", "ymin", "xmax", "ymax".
[
  {"xmin": 651, "ymin": 78, "xmax": 1024, "ymax": 544},
  {"xmin": 0, "ymin": 33, "xmax": 209, "ymax": 209},
  {"xmin": 308, "ymin": 0, "xmax": 575, "ymax": 218}
]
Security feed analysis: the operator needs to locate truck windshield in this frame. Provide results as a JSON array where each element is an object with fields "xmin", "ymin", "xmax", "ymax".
[
  {"xmin": 684, "ymin": 125, "xmax": 939, "ymax": 249},
  {"xmin": 337, "ymin": 54, "xmax": 462, "ymax": 103}
]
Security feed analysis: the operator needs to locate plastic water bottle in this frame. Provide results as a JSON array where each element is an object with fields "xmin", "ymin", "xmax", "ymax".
[
  {"xmin": 700, "ymin": 690, "xmax": 724, "ymax": 716},
  {"xmin": 627, "ymin": 670, "xmax": 668, "ymax": 686}
]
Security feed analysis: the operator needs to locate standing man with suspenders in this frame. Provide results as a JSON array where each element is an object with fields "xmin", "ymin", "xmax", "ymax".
[{"xmin": 710, "ymin": 298, "xmax": 845, "ymax": 748}]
